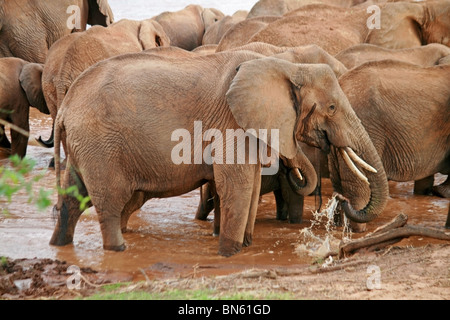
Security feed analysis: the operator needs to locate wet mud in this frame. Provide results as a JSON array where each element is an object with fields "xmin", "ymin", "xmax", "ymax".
[{"xmin": 1, "ymin": 109, "xmax": 449, "ymax": 288}]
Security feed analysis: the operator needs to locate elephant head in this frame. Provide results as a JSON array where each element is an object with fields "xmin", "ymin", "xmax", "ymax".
[
  {"xmin": 226, "ymin": 57, "xmax": 389, "ymax": 223},
  {"xmin": 366, "ymin": 1, "xmax": 450, "ymax": 49},
  {"xmin": 201, "ymin": 8, "xmax": 226, "ymax": 31},
  {"xmin": 87, "ymin": 0, "xmax": 114, "ymax": 26},
  {"xmin": 19, "ymin": 63, "xmax": 49, "ymax": 115},
  {"xmin": 138, "ymin": 20, "xmax": 171, "ymax": 49}
]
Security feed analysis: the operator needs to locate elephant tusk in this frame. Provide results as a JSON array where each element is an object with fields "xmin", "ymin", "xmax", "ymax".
[
  {"xmin": 293, "ymin": 168, "xmax": 303, "ymax": 181},
  {"xmin": 344, "ymin": 147, "xmax": 377, "ymax": 173},
  {"xmin": 340, "ymin": 148, "xmax": 369, "ymax": 185}
]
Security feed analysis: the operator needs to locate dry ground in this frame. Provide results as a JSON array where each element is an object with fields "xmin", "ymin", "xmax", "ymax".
[{"xmin": 1, "ymin": 242, "xmax": 449, "ymax": 300}]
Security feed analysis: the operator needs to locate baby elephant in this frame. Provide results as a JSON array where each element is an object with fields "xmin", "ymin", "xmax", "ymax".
[{"xmin": 0, "ymin": 58, "xmax": 49, "ymax": 157}]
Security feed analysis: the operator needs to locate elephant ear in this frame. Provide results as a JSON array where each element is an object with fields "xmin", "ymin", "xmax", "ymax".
[
  {"xmin": 202, "ymin": 8, "xmax": 225, "ymax": 31},
  {"xmin": 365, "ymin": 2, "xmax": 424, "ymax": 49},
  {"xmin": 19, "ymin": 63, "xmax": 49, "ymax": 115},
  {"xmin": 88, "ymin": 0, "xmax": 114, "ymax": 27},
  {"xmin": 138, "ymin": 20, "xmax": 171, "ymax": 50},
  {"xmin": 226, "ymin": 57, "xmax": 300, "ymax": 159}
]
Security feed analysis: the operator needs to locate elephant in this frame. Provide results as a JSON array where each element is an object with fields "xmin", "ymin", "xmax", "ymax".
[
  {"xmin": 39, "ymin": 18, "xmax": 171, "ymax": 148},
  {"xmin": 202, "ymin": 10, "xmax": 248, "ymax": 45},
  {"xmin": 0, "ymin": 58, "xmax": 49, "ymax": 157},
  {"xmin": 49, "ymin": 49, "xmax": 388, "ymax": 257},
  {"xmin": 335, "ymin": 43, "xmax": 450, "ymax": 69},
  {"xmin": 335, "ymin": 60, "xmax": 449, "ymax": 224},
  {"xmin": 116, "ymin": 43, "xmax": 346, "ymax": 233},
  {"xmin": 215, "ymin": 16, "xmax": 280, "ymax": 52},
  {"xmin": 0, "ymin": 0, "xmax": 114, "ymax": 64},
  {"xmin": 226, "ymin": 42, "xmax": 348, "ymax": 77},
  {"xmin": 152, "ymin": 5, "xmax": 225, "ymax": 51},
  {"xmin": 246, "ymin": 0, "xmax": 380, "ymax": 18},
  {"xmin": 219, "ymin": 1, "xmax": 450, "ymax": 54}
]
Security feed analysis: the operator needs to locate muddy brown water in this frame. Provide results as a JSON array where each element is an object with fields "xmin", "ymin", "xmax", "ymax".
[{"xmin": 1, "ymin": 109, "xmax": 449, "ymax": 283}]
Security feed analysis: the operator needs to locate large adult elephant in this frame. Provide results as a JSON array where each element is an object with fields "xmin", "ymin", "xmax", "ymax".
[
  {"xmin": 219, "ymin": 1, "xmax": 450, "ymax": 54},
  {"xmin": 39, "ymin": 18, "xmax": 170, "ymax": 148},
  {"xmin": 0, "ymin": 0, "xmax": 114, "ymax": 63},
  {"xmin": 0, "ymin": 58, "xmax": 49, "ymax": 157},
  {"xmin": 49, "ymin": 49, "xmax": 388, "ymax": 257},
  {"xmin": 335, "ymin": 60, "xmax": 449, "ymax": 220},
  {"xmin": 153, "ymin": 4, "xmax": 224, "ymax": 51},
  {"xmin": 109, "ymin": 42, "xmax": 347, "ymax": 234},
  {"xmin": 335, "ymin": 43, "xmax": 450, "ymax": 69}
]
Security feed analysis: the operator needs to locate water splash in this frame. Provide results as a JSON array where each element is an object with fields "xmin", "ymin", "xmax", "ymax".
[{"xmin": 295, "ymin": 196, "xmax": 353, "ymax": 263}]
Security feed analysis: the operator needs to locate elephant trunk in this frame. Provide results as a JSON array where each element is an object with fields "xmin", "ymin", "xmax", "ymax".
[
  {"xmin": 283, "ymin": 148, "xmax": 318, "ymax": 197},
  {"xmin": 329, "ymin": 118, "xmax": 389, "ymax": 223}
]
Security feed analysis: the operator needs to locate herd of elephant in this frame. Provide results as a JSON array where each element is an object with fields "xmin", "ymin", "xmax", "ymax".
[{"xmin": 0, "ymin": 0, "xmax": 449, "ymax": 257}]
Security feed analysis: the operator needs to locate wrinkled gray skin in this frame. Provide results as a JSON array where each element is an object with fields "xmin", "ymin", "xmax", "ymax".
[
  {"xmin": 0, "ymin": 0, "xmax": 114, "ymax": 63},
  {"xmin": 336, "ymin": 60, "xmax": 450, "ymax": 230},
  {"xmin": 50, "ymin": 50, "xmax": 387, "ymax": 257},
  {"xmin": 39, "ymin": 18, "xmax": 171, "ymax": 150},
  {"xmin": 0, "ymin": 58, "xmax": 49, "ymax": 157},
  {"xmin": 153, "ymin": 4, "xmax": 225, "ymax": 50},
  {"xmin": 335, "ymin": 43, "xmax": 450, "ymax": 69}
]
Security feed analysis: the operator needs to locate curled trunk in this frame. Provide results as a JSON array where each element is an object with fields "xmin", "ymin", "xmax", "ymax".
[{"xmin": 329, "ymin": 120, "xmax": 389, "ymax": 223}]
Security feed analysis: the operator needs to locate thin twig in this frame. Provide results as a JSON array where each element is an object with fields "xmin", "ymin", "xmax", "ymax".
[{"xmin": 0, "ymin": 119, "xmax": 30, "ymax": 138}]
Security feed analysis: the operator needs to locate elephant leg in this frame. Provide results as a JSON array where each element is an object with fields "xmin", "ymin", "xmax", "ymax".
[
  {"xmin": 49, "ymin": 161, "xmax": 92, "ymax": 246},
  {"xmin": 414, "ymin": 175, "xmax": 434, "ymax": 195},
  {"xmin": 446, "ymin": 203, "xmax": 450, "ymax": 229},
  {"xmin": 287, "ymin": 193, "xmax": 304, "ymax": 224},
  {"xmin": 243, "ymin": 166, "xmax": 262, "ymax": 247},
  {"xmin": 214, "ymin": 163, "xmax": 261, "ymax": 257},
  {"xmin": 0, "ymin": 125, "xmax": 11, "ymax": 149},
  {"xmin": 432, "ymin": 175, "xmax": 450, "ymax": 198},
  {"xmin": 10, "ymin": 110, "xmax": 30, "ymax": 158},
  {"xmin": 279, "ymin": 171, "xmax": 304, "ymax": 224},
  {"xmin": 274, "ymin": 188, "xmax": 288, "ymax": 221},
  {"xmin": 120, "ymin": 191, "xmax": 150, "ymax": 233},
  {"xmin": 213, "ymin": 192, "xmax": 221, "ymax": 237},
  {"xmin": 195, "ymin": 183, "xmax": 215, "ymax": 220}
]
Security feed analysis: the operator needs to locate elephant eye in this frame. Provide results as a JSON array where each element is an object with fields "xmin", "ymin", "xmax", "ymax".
[{"xmin": 329, "ymin": 105, "xmax": 336, "ymax": 111}]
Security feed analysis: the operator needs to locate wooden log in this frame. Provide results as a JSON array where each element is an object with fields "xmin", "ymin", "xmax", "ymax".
[{"xmin": 339, "ymin": 214, "xmax": 450, "ymax": 258}]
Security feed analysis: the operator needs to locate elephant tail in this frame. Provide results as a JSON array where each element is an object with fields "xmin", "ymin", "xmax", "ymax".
[
  {"xmin": 54, "ymin": 115, "xmax": 63, "ymax": 211},
  {"xmin": 36, "ymin": 120, "xmax": 54, "ymax": 148}
]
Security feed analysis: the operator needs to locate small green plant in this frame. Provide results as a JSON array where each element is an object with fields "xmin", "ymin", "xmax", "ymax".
[{"xmin": 0, "ymin": 154, "xmax": 90, "ymax": 212}]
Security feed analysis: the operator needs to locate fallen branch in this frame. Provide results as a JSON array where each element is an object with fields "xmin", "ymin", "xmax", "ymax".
[
  {"xmin": 0, "ymin": 119, "xmax": 30, "ymax": 138},
  {"xmin": 339, "ymin": 214, "xmax": 450, "ymax": 258}
]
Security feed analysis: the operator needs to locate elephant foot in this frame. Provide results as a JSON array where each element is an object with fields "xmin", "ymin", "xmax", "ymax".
[
  {"xmin": 289, "ymin": 217, "xmax": 303, "ymax": 224},
  {"xmin": 49, "ymin": 236, "xmax": 73, "ymax": 247},
  {"xmin": 218, "ymin": 237, "xmax": 242, "ymax": 257},
  {"xmin": 49, "ymin": 204, "xmax": 74, "ymax": 246},
  {"xmin": 432, "ymin": 185, "xmax": 450, "ymax": 198},
  {"xmin": 243, "ymin": 233, "xmax": 252, "ymax": 247},
  {"xmin": 413, "ymin": 176, "xmax": 434, "ymax": 195},
  {"xmin": 276, "ymin": 209, "xmax": 288, "ymax": 221},
  {"xmin": 103, "ymin": 243, "xmax": 126, "ymax": 251}
]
